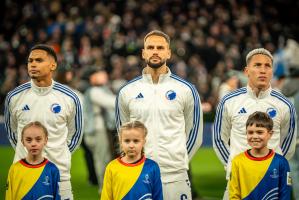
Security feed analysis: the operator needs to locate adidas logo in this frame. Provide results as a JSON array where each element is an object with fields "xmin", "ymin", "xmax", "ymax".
[
  {"xmin": 238, "ymin": 107, "xmax": 247, "ymax": 114},
  {"xmin": 22, "ymin": 105, "xmax": 30, "ymax": 111},
  {"xmin": 136, "ymin": 93, "xmax": 144, "ymax": 99}
]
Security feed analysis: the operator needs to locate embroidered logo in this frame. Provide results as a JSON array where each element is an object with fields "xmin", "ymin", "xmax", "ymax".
[
  {"xmin": 22, "ymin": 105, "xmax": 30, "ymax": 111},
  {"xmin": 165, "ymin": 90, "xmax": 176, "ymax": 100},
  {"xmin": 136, "ymin": 93, "xmax": 144, "ymax": 99},
  {"xmin": 238, "ymin": 107, "xmax": 247, "ymax": 114},
  {"xmin": 267, "ymin": 108, "xmax": 277, "ymax": 118},
  {"xmin": 143, "ymin": 174, "xmax": 151, "ymax": 184},
  {"xmin": 180, "ymin": 194, "xmax": 188, "ymax": 200},
  {"xmin": 270, "ymin": 168, "xmax": 279, "ymax": 179},
  {"xmin": 42, "ymin": 176, "xmax": 50, "ymax": 186},
  {"xmin": 51, "ymin": 103, "xmax": 61, "ymax": 114}
]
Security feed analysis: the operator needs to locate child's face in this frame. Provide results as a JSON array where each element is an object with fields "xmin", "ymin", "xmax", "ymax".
[
  {"xmin": 120, "ymin": 128, "xmax": 146, "ymax": 161},
  {"xmin": 246, "ymin": 124, "xmax": 272, "ymax": 150},
  {"xmin": 22, "ymin": 126, "xmax": 47, "ymax": 157}
]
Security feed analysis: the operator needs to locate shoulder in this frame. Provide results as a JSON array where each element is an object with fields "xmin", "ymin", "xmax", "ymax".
[
  {"xmin": 270, "ymin": 89, "xmax": 295, "ymax": 109},
  {"xmin": 46, "ymin": 160, "xmax": 59, "ymax": 170},
  {"xmin": 221, "ymin": 87, "xmax": 247, "ymax": 104},
  {"xmin": 6, "ymin": 82, "xmax": 31, "ymax": 100},
  {"xmin": 118, "ymin": 76, "xmax": 143, "ymax": 93},
  {"xmin": 145, "ymin": 158, "xmax": 160, "ymax": 168},
  {"xmin": 53, "ymin": 82, "xmax": 81, "ymax": 103},
  {"xmin": 274, "ymin": 153, "xmax": 289, "ymax": 164},
  {"xmin": 169, "ymin": 74, "xmax": 197, "ymax": 92}
]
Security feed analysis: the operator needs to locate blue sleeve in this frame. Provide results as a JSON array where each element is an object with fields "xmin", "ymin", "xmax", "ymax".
[
  {"xmin": 152, "ymin": 163, "xmax": 163, "ymax": 200},
  {"xmin": 52, "ymin": 166, "xmax": 61, "ymax": 200},
  {"xmin": 279, "ymin": 158, "xmax": 291, "ymax": 200}
]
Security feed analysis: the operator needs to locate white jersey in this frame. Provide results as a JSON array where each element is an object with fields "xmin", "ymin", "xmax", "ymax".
[
  {"xmin": 213, "ymin": 86, "xmax": 297, "ymax": 173},
  {"xmin": 116, "ymin": 68, "xmax": 203, "ymax": 182},
  {"xmin": 5, "ymin": 80, "xmax": 83, "ymax": 181}
]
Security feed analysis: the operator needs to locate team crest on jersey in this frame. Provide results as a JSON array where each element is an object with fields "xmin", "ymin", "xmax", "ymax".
[
  {"xmin": 270, "ymin": 168, "xmax": 279, "ymax": 179},
  {"xmin": 165, "ymin": 90, "xmax": 176, "ymax": 100},
  {"xmin": 266, "ymin": 108, "xmax": 277, "ymax": 118},
  {"xmin": 51, "ymin": 103, "xmax": 61, "ymax": 114}
]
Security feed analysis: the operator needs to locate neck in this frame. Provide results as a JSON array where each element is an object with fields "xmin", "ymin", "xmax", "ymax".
[
  {"xmin": 249, "ymin": 84, "xmax": 269, "ymax": 97},
  {"xmin": 144, "ymin": 65, "xmax": 168, "ymax": 84},
  {"xmin": 121, "ymin": 154, "xmax": 142, "ymax": 164},
  {"xmin": 249, "ymin": 147, "xmax": 270, "ymax": 158},
  {"xmin": 26, "ymin": 155, "xmax": 44, "ymax": 165},
  {"xmin": 32, "ymin": 78, "xmax": 52, "ymax": 87}
]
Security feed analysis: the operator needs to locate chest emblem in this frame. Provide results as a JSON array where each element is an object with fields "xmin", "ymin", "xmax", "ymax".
[
  {"xmin": 238, "ymin": 107, "xmax": 247, "ymax": 114},
  {"xmin": 267, "ymin": 108, "xmax": 277, "ymax": 118},
  {"xmin": 51, "ymin": 103, "xmax": 61, "ymax": 114},
  {"xmin": 135, "ymin": 92, "xmax": 144, "ymax": 99},
  {"xmin": 165, "ymin": 90, "xmax": 176, "ymax": 100}
]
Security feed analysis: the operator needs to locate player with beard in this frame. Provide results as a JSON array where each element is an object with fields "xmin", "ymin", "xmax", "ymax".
[{"xmin": 116, "ymin": 30, "xmax": 203, "ymax": 199}]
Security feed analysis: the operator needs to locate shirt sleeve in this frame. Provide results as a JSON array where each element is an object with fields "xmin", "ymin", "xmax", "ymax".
[
  {"xmin": 101, "ymin": 163, "xmax": 113, "ymax": 200},
  {"xmin": 5, "ymin": 165, "xmax": 14, "ymax": 200},
  {"xmin": 4, "ymin": 94, "xmax": 18, "ymax": 149},
  {"xmin": 280, "ymin": 101, "xmax": 297, "ymax": 160},
  {"xmin": 67, "ymin": 93, "xmax": 84, "ymax": 153},
  {"xmin": 152, "ymin": 162, "xmax": 163, "ymax": 200},
  {"xmin": 115, "ymin": 89, "xmax": 130, "ymax": 133},
  {"xmin": 52, "ymin": 165, "xmax": 61, "ymax": 200},
  {"xmin": 229, "ymin": 158, "xmax": 241, "ymax": 200},
  {"xmin": 185, "ymin": 85, "xmax": 203, "ymax": 160},
  {"xmin": 213, "ymin": 100, "xmax": 231, "ymax": 166},
  {"xmin": 279, "ymin": 158, "xmax": 291, "ymax": 200}
]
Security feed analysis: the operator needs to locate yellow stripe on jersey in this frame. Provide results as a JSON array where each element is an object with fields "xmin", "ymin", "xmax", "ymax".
[
  {"xmin": 230, "ymin": 150, "xmax": 274, "ymax": 199},
  {"xmin": 7, "ymin": 160, "xmax": 45, "ymax": 199}
]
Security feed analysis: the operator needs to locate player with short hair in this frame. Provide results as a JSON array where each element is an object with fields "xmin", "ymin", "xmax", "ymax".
[
  {"xmin": 5, "ymin": 44, "xmax": 83, "ymax": 200},
  {"xmin": 213, "ymin": 48, "xmax": 297, "ymax": 199},
  {"xmin": 6, "ymin": 121, "xmax": 61, "ymax": 200},
  {"xmin": 116, "ymin": 30, "xmax": 203, "ymax": 199},
  {"xmin": 229, "ymin": 111, "xmax": 291, "ymax": 199},
  {"xmin": 101, "ymin": 120, "xmax": 163, "ymax": 200}
]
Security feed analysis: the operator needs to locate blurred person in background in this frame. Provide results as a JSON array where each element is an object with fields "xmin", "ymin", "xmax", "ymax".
[{"xmin": 82, "ymin": 66, "xmax": 116, "ymax": 196}]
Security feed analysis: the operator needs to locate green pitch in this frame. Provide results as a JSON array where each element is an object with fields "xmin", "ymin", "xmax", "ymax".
[{"xmin": 0, "ymin": 146, "xmax": 225, "ymax": 200}]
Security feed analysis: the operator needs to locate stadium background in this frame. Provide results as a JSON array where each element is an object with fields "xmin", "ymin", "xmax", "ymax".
[{"xmin": 0, "ymin": 0, "xmax": 298, "ymax": 199}]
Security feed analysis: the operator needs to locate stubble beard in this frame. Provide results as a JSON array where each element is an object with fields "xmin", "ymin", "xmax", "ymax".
[{"xmin": 146, "ymin": 59, "xmax": 166, "ymax": 69}]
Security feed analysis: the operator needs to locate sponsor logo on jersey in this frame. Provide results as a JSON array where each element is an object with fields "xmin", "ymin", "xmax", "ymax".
[
  {"xmin": 270, "ymin": 168, "xmax": 279, "ymax": 179},
  {"xmin": 22, "ymin": 104, "xmax": 30, "ymax": 111},
  {"xmin": 267, "ymin": 108, "xmax": 277, "ymax": 118},
  {"xmin": 165, "ymin": 90, "xmax": 176, "ymax": 100},
  {"xmin": 136, "ymin": 93, "xmax": 144, "ymax": 99},
  {"xmin": 42, "ymin": 176, "xmax": 50, "ymax": 186},
  {"xmin": 180, "ymin": 194, "xmax": 188, "ymax": 200},
  {"xmin": 238, "ymin": 107, "xmax": 247, "ymax": 114},
  {"xmin": 143, "ymin": 174, "xmax": 151, "ymax": 184},
  {"xmin": 51, "ymin": 103, "xmax": 61, "ymax": 114}
]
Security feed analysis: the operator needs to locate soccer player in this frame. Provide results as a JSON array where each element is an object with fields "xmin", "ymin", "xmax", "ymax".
[
  {"xmin": 116, "ymin": 30, "xmax": 203, "ymax": 199},
  {"xmin": 6, "ymin": 121, "xmax": 60, "ymax": 200},
  {"xmin": 101, "ymin": 121, "xmax": 163, "ymax": 200},
  {"xmin": 213, "ymin": 48, "xmax": 297, "ymax": 199},
  {"xmin": 229, "ymin": 111, "xmax": 291, "ymax": 199},
  {"xmin": 4, "ymin": 44, "xmax": 83, "ymax": 200}
]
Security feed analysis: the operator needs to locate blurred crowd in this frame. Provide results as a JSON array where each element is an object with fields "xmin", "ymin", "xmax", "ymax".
[{"xmin": 1, "ymin": 0, "xmax": 299, "ymax": 116}]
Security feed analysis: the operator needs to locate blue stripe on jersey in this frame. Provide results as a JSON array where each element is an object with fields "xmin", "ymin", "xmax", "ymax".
[
  {"xmin": 115, "ymin": 76, "xmax": 142, "ymax": 133},
  {"xmin": 270, "ymin": 90, "xmax": 296, "ymax": 156},
  {"xmin": 213, "ymin": 87, "xmax": 247, "ymax": 164},
  {"xmin": 53, "ymin": 83, "xmax": 83, "ymax": 152},
  {"xmin": 4, "ymin": 82, "xmax": 31, "ymax": 146},
  {"xmin": 170, "ymin": 74, "xmax": 201, "ymax": 155}
]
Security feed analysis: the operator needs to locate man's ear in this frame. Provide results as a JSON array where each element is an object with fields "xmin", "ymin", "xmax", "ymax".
[{"xmin": 51, "ymin": 62, "xmax": 57, "ymax": 71}]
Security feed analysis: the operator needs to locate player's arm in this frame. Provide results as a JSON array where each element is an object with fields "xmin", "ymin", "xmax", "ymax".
[
  {"xmin": 280, "ymin": 103, "xmax": 297, "ymax": 160},
  {"xmin": 115, "ymin": 90, "xmax": 130, "ymax": 134},
  {"xmin": 5, "ymin": 165, "xmax": 14, "ymax": 200},
  {"xmin": 4, "ymin": 94, "xmax": 18, "ymax": 149},
  {"xmin": 212, "ymin": 100, "xmax": 231, "ymax": 166},
  {"xmin": 100, "ymin": 164, "xmax": 113, "ymax": 200},
  {"xmin": 52, "ymin": 166, "xmax": 61, "ymax": 200},
  {"xmin": 67, "ymin": 94, "xmax": 83, "ymax": 153},
  {"xmin": 278, "ymin": 158, "xmax": 292, "ymax": 200},
  {"xmin": 152, "ymin": 162, "xmax": 163, "ymax": 200},
  {"xmin": 229, "ymin": 159, "xmax": 241, "ymax": 200},
  {"xmin": 185, "ymin": 85, "xmax": 203, "ymax": 160}
]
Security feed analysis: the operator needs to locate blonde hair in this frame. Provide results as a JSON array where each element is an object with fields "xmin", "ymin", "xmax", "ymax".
[
  {"xmin": 21, "ymin": 121, "xmax": 48, "ymax": 140},
  {"xmin": 246, "ymin": 48, "xmax": 273, "ymax": 65}
]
